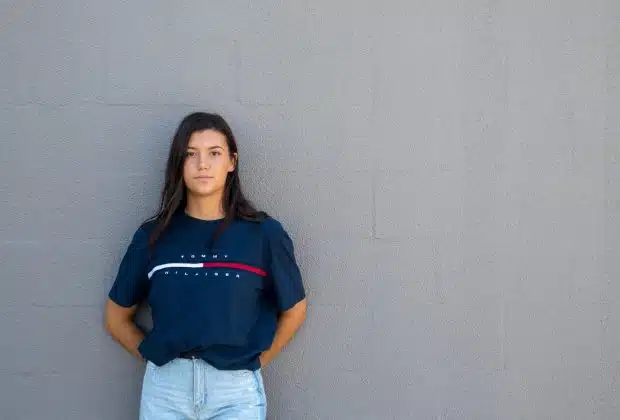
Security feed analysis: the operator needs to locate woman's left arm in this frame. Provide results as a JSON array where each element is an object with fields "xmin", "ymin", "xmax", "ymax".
[{"xmin": 259, "ymin": 298, "xmax": 307, "ymax": 367}]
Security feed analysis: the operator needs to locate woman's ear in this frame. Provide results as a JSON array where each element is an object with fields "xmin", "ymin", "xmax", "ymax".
[{"xmin": 229, "ymin": 152, "xmax": 238, "ymax": 172}]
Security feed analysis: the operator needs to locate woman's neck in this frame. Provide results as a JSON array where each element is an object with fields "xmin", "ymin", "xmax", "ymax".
[{"xmin": 185, "ymin": 194, "xmax": 225, "ymax": 221}]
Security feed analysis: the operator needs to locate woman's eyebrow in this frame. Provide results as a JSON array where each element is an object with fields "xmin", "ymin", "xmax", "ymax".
[{"xmin": 187, "ymin": 145, "xmax": 224, "ymax": 150}]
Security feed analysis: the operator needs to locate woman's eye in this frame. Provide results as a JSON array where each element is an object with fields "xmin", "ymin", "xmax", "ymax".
[
  {"xmin": 211, "ymin": 151, "xmax": 221, "ymax": 157},
  {"xmin": 186, "ymin": 151, "xmax": 196, "ymax": 157}
]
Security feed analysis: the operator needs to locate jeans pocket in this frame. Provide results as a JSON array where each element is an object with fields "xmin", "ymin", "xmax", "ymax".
[
  {"xmin": 143, "ymin": 361, "xmax": 159, "ymax": 387},
  {"xmin": 252, "ymin": 369, "xmax": 267, "ymax": 412},
  {"xmin": 253, "ymin": 369, "xmax": 265, "ymax": 391}
]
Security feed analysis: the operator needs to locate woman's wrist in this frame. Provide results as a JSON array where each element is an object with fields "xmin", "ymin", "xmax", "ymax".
[{"xmin": 259, "ymin": 351, "xmax": 272, "ymax": 367}]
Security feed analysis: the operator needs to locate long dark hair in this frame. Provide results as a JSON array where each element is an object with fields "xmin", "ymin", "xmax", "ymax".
[{"xmin": 146, "ymin": 112, "xmax": 265, "ymax": 249}]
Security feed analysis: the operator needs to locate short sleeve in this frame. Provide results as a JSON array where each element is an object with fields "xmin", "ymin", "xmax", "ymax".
[
  {"xmin": 264, "ymin": 219, "xmax": 306, "ymax": 312},
  {"xmin": 108, "ymin": 226, "xmax": 151, "ymax": 307}
]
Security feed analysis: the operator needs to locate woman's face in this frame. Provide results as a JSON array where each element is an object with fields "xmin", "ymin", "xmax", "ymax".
[{"xmin": 183, "ymin": 129, "xmax": 236, "ymax": 199}]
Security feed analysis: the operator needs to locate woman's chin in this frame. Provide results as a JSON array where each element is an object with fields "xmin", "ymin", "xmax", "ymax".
[{"xmin": 186, "ymin": 186, "xmax": 221, "ymax": 198}]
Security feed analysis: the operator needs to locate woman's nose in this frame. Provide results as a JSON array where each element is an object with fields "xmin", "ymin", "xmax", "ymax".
[{"xmin": 198, "ymin": 154, "xmax": 210, "ymax": 169}]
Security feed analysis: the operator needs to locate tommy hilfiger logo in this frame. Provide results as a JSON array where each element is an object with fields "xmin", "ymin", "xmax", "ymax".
[{"xmin": 147, "ymin": 261, "xmax": 266, "ymax": 279}]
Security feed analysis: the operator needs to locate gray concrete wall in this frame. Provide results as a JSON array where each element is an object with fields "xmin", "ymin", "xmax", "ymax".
[{"xmin": 0, "ymin": 1, "xmax": 618, "ymax": 419}]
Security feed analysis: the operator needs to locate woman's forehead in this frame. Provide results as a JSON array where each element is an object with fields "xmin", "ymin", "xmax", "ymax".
[{"xmin": 188, "ymin": 129, "xmax": 228, "ymax": 148}]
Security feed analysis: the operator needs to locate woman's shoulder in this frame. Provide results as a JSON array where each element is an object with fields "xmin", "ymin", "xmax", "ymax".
[
  {"xmin": 138, "ymin": 217, "xmax": 158, "ymax": 234},
  {"xmin": 129, "ymin": 218, "xmax": 158, "ymax": 247},
  {"xmin": 259, "ymin": 214, "xmax": 280, "ymax": 230},
  {"xmin": 259, "ymin": 215, "xmax": 292, "ymax": 241}
]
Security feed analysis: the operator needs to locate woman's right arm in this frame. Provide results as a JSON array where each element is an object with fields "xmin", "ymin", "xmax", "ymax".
[{"xmin": 104, "ymin": 298, "xmax": 145, "ymax": 360}]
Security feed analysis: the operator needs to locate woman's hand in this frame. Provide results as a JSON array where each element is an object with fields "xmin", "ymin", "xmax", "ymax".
[
  {"xmin": 104, "ymin": 298, "xmax": 146, "ymax": 360},
  {"xmin": 258, "ymin": 298, "xmax": 307, "ymax": 368}
]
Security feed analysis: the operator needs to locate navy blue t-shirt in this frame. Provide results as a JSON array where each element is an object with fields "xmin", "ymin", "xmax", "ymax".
[{"xmin": 108, "ymin": 211, "xmax": 305, "ymax": 371}]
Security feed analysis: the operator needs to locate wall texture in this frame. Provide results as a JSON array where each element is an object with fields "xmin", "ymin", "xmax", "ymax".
[{"xmin": 1, "ymin": 1, "xmax": 619, "ymax": 419}]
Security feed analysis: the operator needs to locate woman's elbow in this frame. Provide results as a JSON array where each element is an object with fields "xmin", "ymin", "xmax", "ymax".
[
  {"xmin": 104, "ymin": 299, "xmax": 135, "ymax": 336},
  {"xmin": 104, "ymin": 307, "xmax": 119, "ymax": 337}
]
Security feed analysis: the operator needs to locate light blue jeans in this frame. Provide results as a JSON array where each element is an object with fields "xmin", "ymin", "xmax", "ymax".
[{"xmin": 139, "ymin": 358, "xmax": 266, "ymax": 420}]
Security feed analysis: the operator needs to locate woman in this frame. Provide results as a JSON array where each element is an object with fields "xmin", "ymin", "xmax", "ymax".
[{"xmin": 104, "ymin": 112, "xmax": 307, "ymax": 420}]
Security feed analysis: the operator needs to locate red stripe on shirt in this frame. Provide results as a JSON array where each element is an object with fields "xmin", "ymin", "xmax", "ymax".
[{"xmin": 202, "ymin": 262, "xmax": 267, "ymax": 277}]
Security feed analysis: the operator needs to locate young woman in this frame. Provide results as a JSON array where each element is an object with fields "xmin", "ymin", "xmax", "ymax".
[{"xmin": 104, "ymin": 112, "xmax": 307, "ymax": 420}]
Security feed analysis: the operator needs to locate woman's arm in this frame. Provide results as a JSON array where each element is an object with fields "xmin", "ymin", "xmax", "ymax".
[
  {"xmin": 259, "ymin": 298, "xmax": 307, "ymax": 367},
  {"xmin": 104, "ymin": 298, "xmax": 145, "ymax": 360}
]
